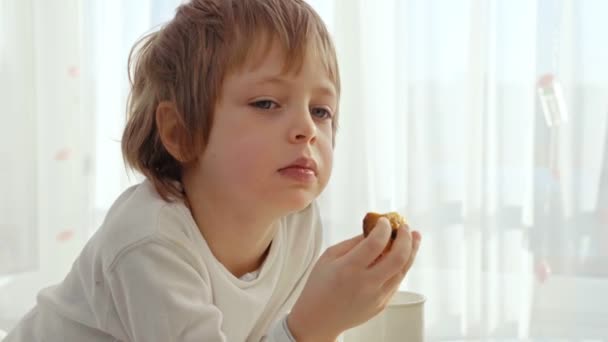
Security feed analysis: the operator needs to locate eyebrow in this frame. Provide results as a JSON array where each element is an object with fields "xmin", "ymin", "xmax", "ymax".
[{"xmin": 253, "ymin": 76, "xmax": 337, "ymax": 98}]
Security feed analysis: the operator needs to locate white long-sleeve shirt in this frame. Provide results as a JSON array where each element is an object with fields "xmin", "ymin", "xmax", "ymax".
[{"xmin": 6, "ymin": 180, "xmax": 322, "ymax": 341}]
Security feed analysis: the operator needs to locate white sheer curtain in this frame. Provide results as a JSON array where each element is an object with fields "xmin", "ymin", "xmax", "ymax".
[
  {"xmin": 320, "ymin": 0, "xmax": 608, "ymax": 339},
  {"xmin": 1, "ymin": 0, "xmax": 607, "ymax": 339},
  {"xmin": 0, "ymin": 0, "xmax": 94, "ymax": 331},
  {"xmin": 0, "ymin": 0, "xmax": 180, "ymax": 332}
]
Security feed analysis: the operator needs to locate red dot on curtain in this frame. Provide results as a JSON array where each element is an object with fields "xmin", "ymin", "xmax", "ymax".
[
  {"xmin": 598, "ymin": 208, "xmax": 608, "ymax": 224},
  {"xmin": 54, "ymin": 148, "xmax": 72, "ymax": 161},
  {"xmin": 551, "ymin": 168, "xmax": 560, "ymax": 180},
  {"xmin": 67, "ymin": 66, "xmax": 80, "ymax": 78},
  {"xmin": 57, "ymin": 229, "xmax": 75, "ymax": 242},
  {"xmin": 535, "ymin": 260, "xmax": 552, "ymax": 284}
]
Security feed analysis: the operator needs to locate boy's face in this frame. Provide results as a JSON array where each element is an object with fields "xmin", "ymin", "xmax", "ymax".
[{"xmin": 194, "ymin": 40, "xmax": 337, "ymax": 215}]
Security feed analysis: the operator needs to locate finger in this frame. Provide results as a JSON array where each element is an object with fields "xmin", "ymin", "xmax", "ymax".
[
  {"xmin": 380, "ymin": 230, "xmax": 422, "ymax": 293},
  {"xmin": 324, "ymin": 234, "xmax": 365, "ymax": 259},
  {"xmin": 402, "ymin": 230, "xmax": 421, "ymax": 271},
  {"xmin": 367, "ymin": 226, "xmax": 413, "ymax": 284},
  {"xmin": 341, "ymin": 217, "xmax": 392, "ymax": 268}
]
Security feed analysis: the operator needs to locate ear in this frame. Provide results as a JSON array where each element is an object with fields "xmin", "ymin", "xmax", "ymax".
[{"xmin": 156, "ymin": 101, "xmax": 185, "ymax": 162}]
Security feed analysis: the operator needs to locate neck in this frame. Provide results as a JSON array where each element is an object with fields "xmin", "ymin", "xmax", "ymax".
[{"xmin": 182, "ymin": 178, "xmax": 279, "ymax": 278}]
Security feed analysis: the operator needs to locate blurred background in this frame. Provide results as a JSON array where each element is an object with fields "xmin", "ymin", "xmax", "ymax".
[{"xmin": 1, "ymin": 0, "xmax": 607, "ymax": 340}]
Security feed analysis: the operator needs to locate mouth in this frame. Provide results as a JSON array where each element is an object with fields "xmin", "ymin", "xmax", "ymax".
[
  {"xmin": 278, "ymin": 157, "xmax": 318, "ymax": 175},
  {"xmin": 278, "ymin": 157, "xmax": 318, "ymax": 182}
]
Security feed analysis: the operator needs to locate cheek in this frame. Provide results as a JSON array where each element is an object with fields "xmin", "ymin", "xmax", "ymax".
[
  {"xmin": 317, "ymin": 129, "xmax": 334, "ymax": 178},
  {"xmin": 203, "ymin": 105, "xmax": 278, "ymax": 190},
  {"xmin": 211, "ymin": 134, "xmax": 274, "ymax": 179},
  {"xmin": 322, "ymin": 145, "xmax": 333, "ymax": 175}
]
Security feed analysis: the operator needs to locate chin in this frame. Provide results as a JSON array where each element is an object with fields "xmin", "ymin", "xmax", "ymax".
[{"xmin": 276, "ymin": 190, "xmax": 316, "ymax": 214}]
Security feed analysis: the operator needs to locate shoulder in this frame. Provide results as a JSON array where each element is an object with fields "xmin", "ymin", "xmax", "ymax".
[{"xmin": 83, "ymin": 181, "xmax": 204, "ymax": 274}]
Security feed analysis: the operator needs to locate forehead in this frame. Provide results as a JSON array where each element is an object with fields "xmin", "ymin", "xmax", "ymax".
[
  {"xmin": 225, "ymin": 36, "xmax": 337, "ymax": 94},
  {"xmin": 227, "ymin": 31, "xmax": 336, "ymax": 79}
]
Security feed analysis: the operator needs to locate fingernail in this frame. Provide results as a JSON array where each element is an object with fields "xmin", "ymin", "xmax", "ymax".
[{"xmin": 413, "ymin": 231, "xmax": 421, "ymax": 242}]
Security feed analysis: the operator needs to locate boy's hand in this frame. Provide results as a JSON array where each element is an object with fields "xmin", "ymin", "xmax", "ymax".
[{"xmin": 287, "ymin": 218, "xmax": 422, "ymax": 341}]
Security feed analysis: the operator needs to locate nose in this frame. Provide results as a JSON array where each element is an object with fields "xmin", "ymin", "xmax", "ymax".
[{"xmin": 288, "ymin": 107, "xmax": 317, "ymax": 144}]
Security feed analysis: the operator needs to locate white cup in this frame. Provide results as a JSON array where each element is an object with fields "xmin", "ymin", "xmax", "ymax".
[{"xmin": 342, "ymin": 291, "xmax": 426, "ymax": 342}]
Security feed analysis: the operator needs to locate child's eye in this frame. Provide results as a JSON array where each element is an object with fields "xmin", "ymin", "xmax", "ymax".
[
  {"xmin": 250, "ymin": 100, "xmax": 279, "ymax": 110},
  {"xmin": 310, "ymin": 107, "xmax": 333, "ymax": 120}
]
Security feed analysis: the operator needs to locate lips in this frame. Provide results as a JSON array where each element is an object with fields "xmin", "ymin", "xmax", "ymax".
[{"xmin": 279, "ymin": 157, "xmax": 318, "ymax": 175}]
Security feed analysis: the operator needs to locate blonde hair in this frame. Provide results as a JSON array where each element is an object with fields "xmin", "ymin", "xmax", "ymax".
[{"xmin": 121, "ymin": 0, "xmax": 341, "ymax": 201}]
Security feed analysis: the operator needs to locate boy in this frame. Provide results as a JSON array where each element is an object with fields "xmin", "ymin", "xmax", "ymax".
[{"xmin": 6, "ymin": 0, "xmax": 421, "ymax": 340}]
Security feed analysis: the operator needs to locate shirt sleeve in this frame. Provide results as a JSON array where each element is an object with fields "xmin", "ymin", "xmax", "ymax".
[
  {"xmin": 263, "ymin": 315, "xmax": 296, "ymax": 342},
  {"xmin": 106, "ymin": 238, "xmax": 227, "ymax": 342}
]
